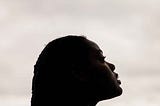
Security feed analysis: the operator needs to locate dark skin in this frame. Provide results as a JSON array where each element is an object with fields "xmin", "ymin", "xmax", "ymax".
[
  {"xmin": 70, "ymin": 39, "xmax": 122, "ymax": 106},
  {"xmin": 31, "ymin": 36, "xmax": 122, "ymax": 106}
]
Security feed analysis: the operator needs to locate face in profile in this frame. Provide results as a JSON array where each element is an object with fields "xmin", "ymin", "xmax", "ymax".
[
  {"xmin": 31, "ymin": 36, "xmax": 122, "ymax": 106},
  {"xmin": 73, "ymin": 39, "xmax": 122, "ymax": 101}
]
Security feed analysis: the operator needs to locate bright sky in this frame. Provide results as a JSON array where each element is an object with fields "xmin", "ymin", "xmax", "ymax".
[{"xmin": 0, "ymin": 0, "xmax": 160, "ymax": 106}]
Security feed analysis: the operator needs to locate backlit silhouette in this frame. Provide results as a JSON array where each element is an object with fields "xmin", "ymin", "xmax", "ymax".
[{"xmin": 31, "ymin": 35, "xmax": 122, "ymax": 106}]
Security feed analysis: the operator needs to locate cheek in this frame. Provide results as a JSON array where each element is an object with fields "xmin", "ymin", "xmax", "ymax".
[
  {"xmin": 94, "ymin": 63, "xmax": 114, "ymax": 77},
  {"xmin": 89, "ymin": 63, "xmax": 114, "ymax": 84}
]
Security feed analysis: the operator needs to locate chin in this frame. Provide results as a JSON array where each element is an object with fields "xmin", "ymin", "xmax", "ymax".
[
  {"xmin": 107, "ymin": 86, "xmax": 123, "ymax": 99},
  {"xmin": 113, "ymin": 87, "xmax": 123, "ymax": 98},
  {"xmin": 97, "ymin": 86, "xmax": 123, "ymax": 101}
]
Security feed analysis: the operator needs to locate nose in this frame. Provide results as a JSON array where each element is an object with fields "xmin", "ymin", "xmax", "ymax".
[
  {"xmin": 114, "ymin": 72, "xmax": 118, "ymax": 78},
  {"xmin": 106, "ymin": 62, "xmax": 115, "ymax": 71}
]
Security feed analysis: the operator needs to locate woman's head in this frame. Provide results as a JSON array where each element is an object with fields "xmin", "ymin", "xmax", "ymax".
[{"xmin": 31, "ymin": 35, "xmax": 122, "ymax": 105}]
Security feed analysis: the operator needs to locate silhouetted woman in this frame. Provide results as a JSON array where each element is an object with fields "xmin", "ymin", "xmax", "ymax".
[{"xmin": 31, "ymin": 35, "xmax": 122, "ymax": 106}]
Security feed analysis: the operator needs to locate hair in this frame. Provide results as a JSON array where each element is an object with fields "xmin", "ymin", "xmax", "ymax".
[{"xmin": 31, "ymin": 35, "xmax": 93, "ymax": 105}]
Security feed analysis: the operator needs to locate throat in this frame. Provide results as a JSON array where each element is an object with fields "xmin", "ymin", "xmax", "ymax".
[{"xmin": 70, "ymin": 99, "xmax": 98, "ymax": 106}]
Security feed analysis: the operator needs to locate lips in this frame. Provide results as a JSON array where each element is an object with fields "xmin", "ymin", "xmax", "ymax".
[
  {"xmin": 114, "ymin": 72, "xmax": 121, "ymax": 85},
  {"xmin": 117, "ymin": 80, "xmax": 121, "ymax": 85}
]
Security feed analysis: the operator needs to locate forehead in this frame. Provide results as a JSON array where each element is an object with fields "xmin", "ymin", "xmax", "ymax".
[{"xmin": 85, "ymin": 39, "xmax": 103, "ymax": 54}]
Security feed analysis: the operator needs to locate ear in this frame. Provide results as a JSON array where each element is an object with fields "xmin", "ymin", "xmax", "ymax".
[{"xmin": 71, "ymin": 64, "xmax": 90, "ymax": 82}]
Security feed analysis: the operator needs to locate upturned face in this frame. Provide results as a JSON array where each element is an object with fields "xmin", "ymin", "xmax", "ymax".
[{"xmin": 80, "ymin": 39, "xmax": 123, "ymax": 101}]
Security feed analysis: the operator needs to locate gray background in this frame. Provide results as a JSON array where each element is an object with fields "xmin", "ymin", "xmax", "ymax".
[{"xmin": 0, "ymin": 0, "xmax": 160, "ymax": 106}]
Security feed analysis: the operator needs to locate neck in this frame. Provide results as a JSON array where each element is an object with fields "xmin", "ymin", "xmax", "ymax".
[
  {"xmin": 31, "ymin": 91, "xmax": 99, "ymax": 106},
  {"xmin": 64, "ymin": 99, "xmax": 98, "ymax": 106},
  {"xmin": 68, "ymin": 95, "xmax": 98, "ymax": 106}
]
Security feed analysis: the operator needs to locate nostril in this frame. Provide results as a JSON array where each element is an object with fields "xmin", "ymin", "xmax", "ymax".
[
  {"xmin": 111, "ymin": 64, "xmax": 115, "ymax": 71},
  {"xmin": 107, "ymin": 62, "xmax": 115, "ymax": 71},
  {"xmin": 114, "ymin": 72, "xmax": 118, "ymax": 78}
]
